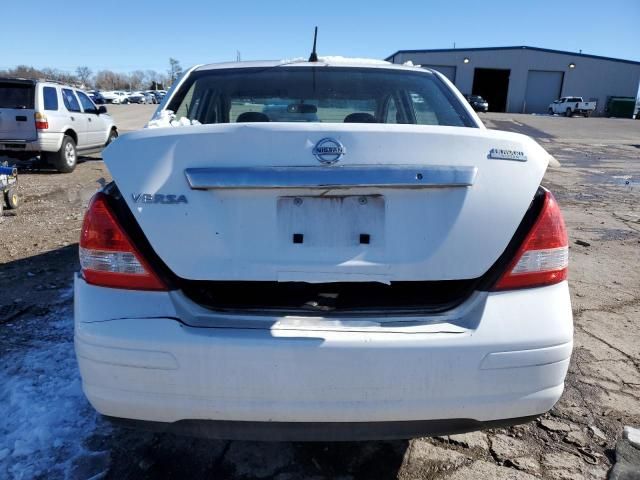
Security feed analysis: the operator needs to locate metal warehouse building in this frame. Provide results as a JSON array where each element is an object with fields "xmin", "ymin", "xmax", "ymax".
[{"xmin": 386, "ymin": 46, "xmax": 640, "ymax": 115}]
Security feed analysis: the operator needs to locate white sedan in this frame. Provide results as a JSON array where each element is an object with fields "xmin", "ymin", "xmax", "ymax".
[{"xmin": 74, "ymin": 58, "xmax": 572, "ymax": 441}]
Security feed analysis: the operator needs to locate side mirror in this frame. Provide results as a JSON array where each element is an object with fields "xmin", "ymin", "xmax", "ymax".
[{"xmin": 97, "ymin": 106, "xmax": 108, "ymax": 114}]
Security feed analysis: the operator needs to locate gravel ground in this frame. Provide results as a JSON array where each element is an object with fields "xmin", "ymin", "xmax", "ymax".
[{"xmin": 0, "ymin": 108, "xmax": 638, "ymax": 479}]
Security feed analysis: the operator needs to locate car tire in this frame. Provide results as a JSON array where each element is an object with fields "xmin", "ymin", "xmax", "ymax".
[
  {"xmin": 565, "ymin": 108, "xmax": 572, "ymax": 117},
  {"xmin": 52, "ymin": 135, "xmax": 77, "ymax": 173},
  {"xmin": 548, "ymin": 108, "xmax": 554, "ymax": 114},
  {"xmin": 106, "ymin": 129, "xmax": 118, "ymax": 146},
  {"xmin": 5, "ymin": 187, "xmax": 18, "ymax": 209}
]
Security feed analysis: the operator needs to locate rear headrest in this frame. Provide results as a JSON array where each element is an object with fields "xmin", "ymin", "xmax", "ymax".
[
  {"xmin": 344, "ymin": 112, "xmax": 376, "ymax": 123},
  {"xmin": 237, "ymin": 112, "xmax": 270, "ymax": 123}
]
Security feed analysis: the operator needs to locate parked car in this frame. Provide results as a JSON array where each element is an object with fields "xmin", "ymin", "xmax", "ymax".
[
  {"xmin": 465, "ymin": 94, "xmax": 489, "ymax": 112},
  {"xmin": 75, "ymin": 58, "xmax": 572, "ymax": 441},
  {"xmin": 152, "ymin": 91, "xmax": 166, "ymax": 102},
  {"xmin": 86, "ymin": 90, "xmax": 106, "ymax": 105},
  {"xmin": 548, "ymin": 97, "xmax": 596, "ymax": 117},
  {"xmin": 102, "ymin": 91, "xmax": 129, "ymax": 104},
  {"xmin": 142, "ymin": 92, "xmax": 156, "ymax": 104},
  {"xmin": 0, "ymin": 78, "xmax": 118, "ymax": 172},
  {"xmin": 126, "ymin": 92, "xmax": 146, "ymax": 104}
]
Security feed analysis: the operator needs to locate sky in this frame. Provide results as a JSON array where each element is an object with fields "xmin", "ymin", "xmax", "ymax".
[{"xmin": 1, "ymin": 0, "xmax": 639, "ymax": 74}]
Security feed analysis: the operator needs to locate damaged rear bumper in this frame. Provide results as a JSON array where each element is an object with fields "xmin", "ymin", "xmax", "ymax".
[{"xmin": 74, "ymin": 275, "xmax": 573, "ymax": 439}]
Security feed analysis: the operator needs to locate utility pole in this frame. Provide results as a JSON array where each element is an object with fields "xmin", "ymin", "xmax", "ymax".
[{"xmin": 236, "ymin": 50, "xmax": 241, "ymax": 62}]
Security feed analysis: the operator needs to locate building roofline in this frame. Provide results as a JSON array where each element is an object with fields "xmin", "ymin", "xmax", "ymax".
[{"xmin": 384, "ymin": 46, "xmax": 640, "ymax": 66}]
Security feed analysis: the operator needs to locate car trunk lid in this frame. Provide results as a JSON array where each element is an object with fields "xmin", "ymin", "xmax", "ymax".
[{"xmin": 105, "ymin": 122, "xmax": 549, "ymax": 283}]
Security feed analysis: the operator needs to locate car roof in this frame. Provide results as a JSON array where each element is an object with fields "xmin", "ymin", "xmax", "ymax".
[
  {"xmin": 0, "ymin": 77, "xmax": 76, "ymax": 89},
  {"xmin": 195, "ymin": 57, "xmax": 432, "ymax": 74}
]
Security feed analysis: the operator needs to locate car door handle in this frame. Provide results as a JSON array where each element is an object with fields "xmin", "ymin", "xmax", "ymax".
[
  {"xmin": 88, "ymin": 118, "xmax": 92, "ymax": 122},
  {"xmin": 70, "ymin": 116, "xmax": 75, "ymax": 121}
]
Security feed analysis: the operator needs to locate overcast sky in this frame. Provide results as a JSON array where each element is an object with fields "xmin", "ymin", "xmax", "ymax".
[{"xmin": 1, "ymin": 0, "xmax": 638, "ymax": 73}]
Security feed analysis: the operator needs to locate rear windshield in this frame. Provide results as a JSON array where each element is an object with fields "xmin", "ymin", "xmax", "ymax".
[
  {"xmin": 168, "ymin": 67, "xmax": 476, "ymax": 127},
  {"xmin": 0, "ymin": 82, "xmax": 35, "ymax": 109}
]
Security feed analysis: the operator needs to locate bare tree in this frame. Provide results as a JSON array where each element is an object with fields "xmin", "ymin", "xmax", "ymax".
[
  {"xmin": 167, "ymin": 58, "xmax": 183, "ymax": 85},
  {"xmin": 128, "ymin": 70, "xmax": 146, "ymax": 90},
  {"xmin": 10, "ymin": 65, "xmax": 41, "ymax": 79},
  {"xmin": 76, "ymin": 66, "xmax": 93, "ymax": 87},
  {"xmin": 95, "ymin": 70, "xmax": 130, "ymax": 90}
]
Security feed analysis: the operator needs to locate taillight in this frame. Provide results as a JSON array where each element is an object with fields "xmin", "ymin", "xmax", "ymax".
[
  {"xmin": 35, "ymin": 112, "xmax": 48, "ymax": 130},
  {"xmin": 79, "ymin": 193, "xmax": 167, "ymax": 291},
  {"xmin": 493, "ymin": 189, "xmax": 568, "ymax": 291}
]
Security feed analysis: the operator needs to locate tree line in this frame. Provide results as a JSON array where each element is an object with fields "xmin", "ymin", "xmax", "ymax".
[{"xmin": 0, "ymin": 58, "xmax": 183, "ymax": 91}]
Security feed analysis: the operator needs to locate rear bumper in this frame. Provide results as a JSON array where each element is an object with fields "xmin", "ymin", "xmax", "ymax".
[
  {"xmin": 74, "ymin": 276, "xmax": 573, "ymax": 438},
  {"xmin": 0, "ymin": 132, "xmax": 63, "ymax": 154}
]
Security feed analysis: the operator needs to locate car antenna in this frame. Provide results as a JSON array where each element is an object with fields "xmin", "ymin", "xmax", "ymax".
[{"xmin": 308, "ymin": 27, "xmax": 319, "ymax": 62}]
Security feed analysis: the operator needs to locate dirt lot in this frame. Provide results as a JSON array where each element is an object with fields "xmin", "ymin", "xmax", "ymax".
[{"xmin": 0, "ymin": 107, "xmax": 638, "ymax": 479}]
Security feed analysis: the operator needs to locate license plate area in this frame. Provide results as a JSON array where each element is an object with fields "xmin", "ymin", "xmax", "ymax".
[{"xmin": 277, "ymin": 195, "xmax": 385, "ymax": 247}]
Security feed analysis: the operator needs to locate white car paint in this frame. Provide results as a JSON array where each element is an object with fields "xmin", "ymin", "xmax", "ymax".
[
  {"xmin": 75, "ymin": 59, "xmax": 572, "ymax": 440},
  {"xmin": 75, "ymin": 277, "xmax": 571, "ymax": 423},
  {"xmin": 106, "ymin": 123, "xmax": 548, "ymax": 282}
]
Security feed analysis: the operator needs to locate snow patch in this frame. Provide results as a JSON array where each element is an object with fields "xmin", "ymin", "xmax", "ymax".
[
  {"xmin": 146, "ymin": 110, "xmax": 202, "ymax": 129},
  {"xmin": 624, "ymin": 426, "xmax": 640, "ymax": 448},
  {"xmin": 0, "ymin": 304, "xmax": 110, "ymax": 479}
]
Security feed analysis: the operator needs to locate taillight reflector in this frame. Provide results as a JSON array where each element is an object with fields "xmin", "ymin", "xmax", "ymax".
[
  {"xmin": 79, "ymin": 193, "xmax": 167, "ymax": 291},
  {"xmin": 35, "ymin": 112, "xmax": 48, "ymax": 130},
  {"xmin": 493, "ymin": 190, "xmax": 568, "ymax": 291}
]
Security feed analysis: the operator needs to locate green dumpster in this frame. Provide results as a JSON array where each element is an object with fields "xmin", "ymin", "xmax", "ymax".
[{"xmin": 607, "ymin": 97, "xmax": 636, "ymax": 118}]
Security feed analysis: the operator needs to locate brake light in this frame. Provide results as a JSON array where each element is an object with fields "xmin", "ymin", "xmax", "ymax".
[
  {"xmin": 79, "ymin": 193, "xmax": 167, "ymax": 290},
  {"xmin": 35, "ymin": 112, "xmax": 48, "ymax": 130},
  {"xmin": 493, "ymin": 190, "xmax": 568, "ymax": 290}
]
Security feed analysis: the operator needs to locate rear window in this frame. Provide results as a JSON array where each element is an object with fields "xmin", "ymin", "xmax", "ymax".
[
  {"xmin": 0, "ymin": 82, "xmax": 35, "ymax": 109},
  {"xmin": 42, "ymin": 86, "xmax": 58, "ymax": 111},
  {"xmin": 168, "ymin": 67, "xmax": 475, "ymax": 127}
]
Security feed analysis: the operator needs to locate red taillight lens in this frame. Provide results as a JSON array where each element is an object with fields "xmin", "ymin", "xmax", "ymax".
[
  {"xmin": 35, "ymin": 112, "xmax": 48, "ymax": 130},
  {"xmin": 79, "ymin": 193, "xmax": 167, "ymax": 291},
  {"xmin": 493, "ymin": 190, "xmax": 568, "ymax": 291}
]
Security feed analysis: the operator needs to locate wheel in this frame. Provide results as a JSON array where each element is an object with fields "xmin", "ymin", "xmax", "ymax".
[
  {"xmin": 565, "ymin": 108, "xmax": 572, "ymax": 117},
  {"xmin": 5, "ymin": 187, "xmax": 18, "ymax": 209},
  {"xmin": 585, "ymin": 111, "xmax": 592, "ymax": 118},
  {"xmin": 548, "ymin": 108, "xmax": 554, "ymax": 114},
  {"xmin": 106, "ymin": 129, "xmax": 118, "ymax": 146},
  {"xmin": 52, "ymin": 135, "xmax": 77, "ymax": 173},
  {"xmin": 0, "ymin": 197, "xmax": 3, "ymax": 216}
]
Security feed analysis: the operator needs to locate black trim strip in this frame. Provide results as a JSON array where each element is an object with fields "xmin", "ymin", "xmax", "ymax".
[
  {"xmin": 105, "ymin": 414, "xmax": 541, "ymax": 442},
  {"xmin": 476, "ymin": 187, "xmax": 546, "ymax": 291},
  {"xmin": 102, "ymin": 183, "xmax": 180, "ymax": 290}
]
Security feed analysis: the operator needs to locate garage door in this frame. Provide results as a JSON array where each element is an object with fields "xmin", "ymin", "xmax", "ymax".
[
  {"xmin": 424, "ymin": 65, "xmax": 457, "ymax": 84},
  {"xmin": 524, "ymin": 70, "xmax": 564, "ymax": 113}
]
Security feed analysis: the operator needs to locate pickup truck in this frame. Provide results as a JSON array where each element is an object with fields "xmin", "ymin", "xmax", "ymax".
[{"xmin": 548, "ymin": 97, "xmax": 596, "ymax": 117}]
